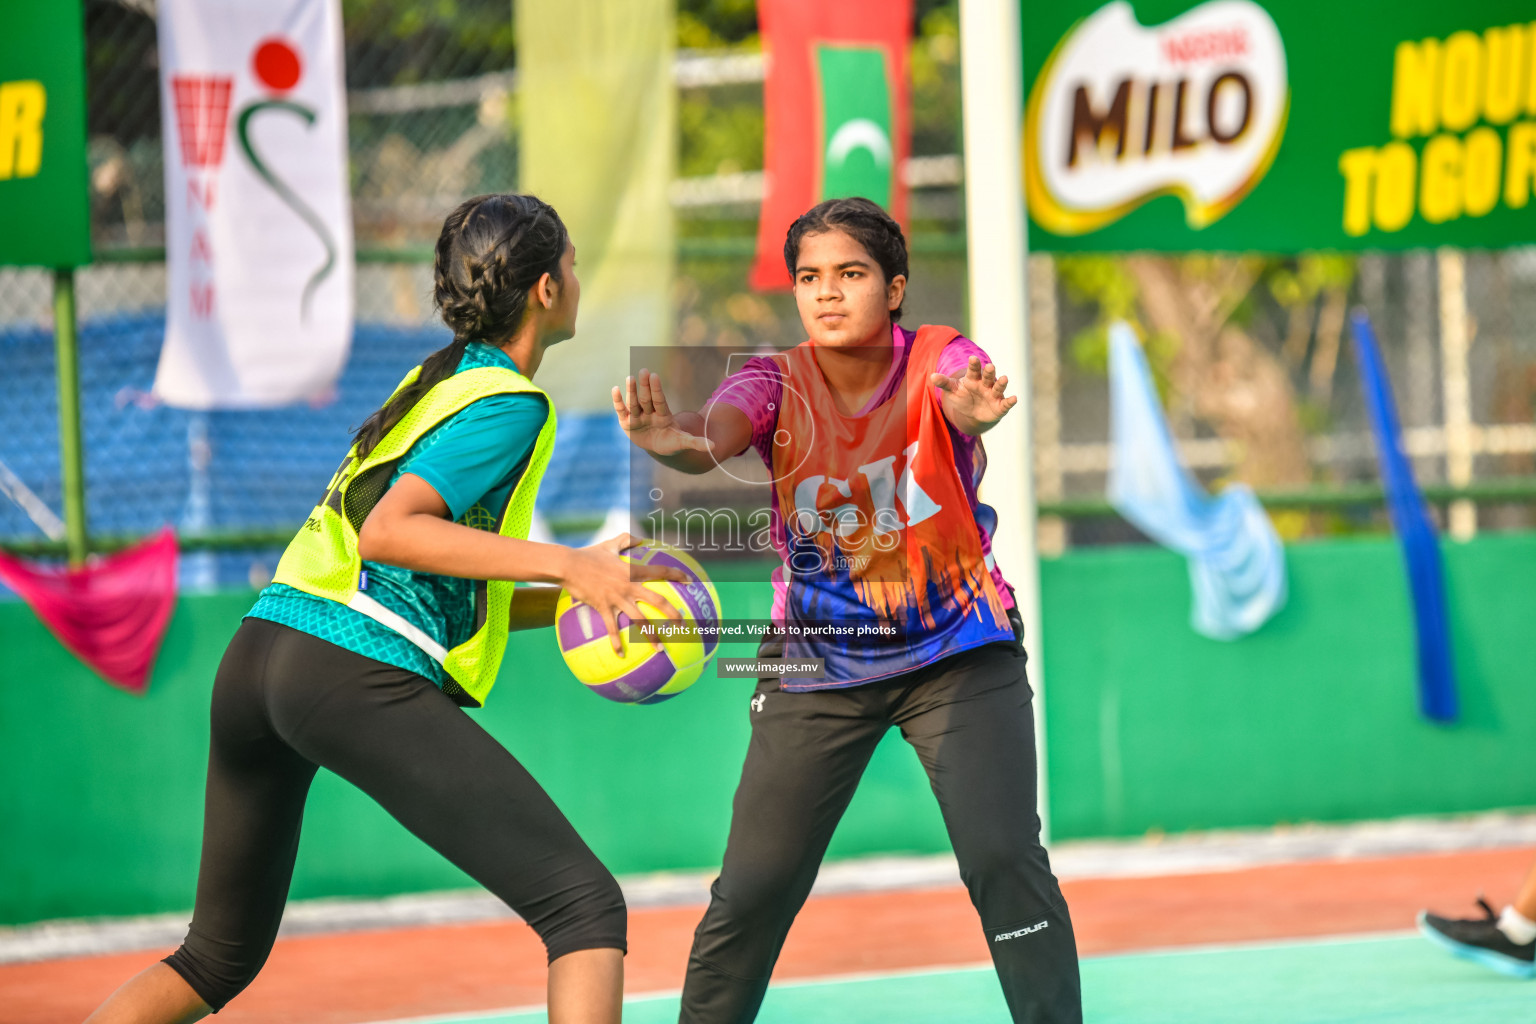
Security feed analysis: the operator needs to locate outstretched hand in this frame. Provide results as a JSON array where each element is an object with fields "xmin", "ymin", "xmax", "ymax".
[
  {"xmin": 930, "ymin": 356, "xmax": 1019, "ymax": 436},
  {"xmin": 612, "ymin": 369, "xmax": 715, "ymax": 457}
]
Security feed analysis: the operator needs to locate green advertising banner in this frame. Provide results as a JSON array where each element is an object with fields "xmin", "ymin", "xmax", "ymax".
[
  {"xmin": 1021, "ymin": 0, "xmax": 1536, "ymax": 252},
  {"xmin": 0, "ymin": 0, "xmax": 91, "ymax": 267}
]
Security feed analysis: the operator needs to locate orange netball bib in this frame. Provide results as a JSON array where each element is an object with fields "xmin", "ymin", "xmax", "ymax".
[{"xmin": 768, "ymin": 325, "xmax": 1013, "ymax": 687}]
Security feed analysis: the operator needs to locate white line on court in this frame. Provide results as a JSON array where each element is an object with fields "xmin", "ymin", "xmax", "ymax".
[
  {"xmin": 8, "ymin": 808, "xmax": 1530, "ymax": 964},
  {"xmin": 351, "ymin": 931, "xmax": 1432, "ymax": 1024},
  {"xmin": 348, "ymin": 1002, "xmax": 551, "ymax": 1024},
  {"xmin": 350, "ymin": 963, "xmax": 1003, "ymax": 1024},
  {"xmin": 1079, "ymin": 928, "xmax": 1420, "ymax": 961}
]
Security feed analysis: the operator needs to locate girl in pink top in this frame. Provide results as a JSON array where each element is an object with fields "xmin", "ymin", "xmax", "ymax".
[{"xmin": 614, "ymin": 198, "xmax": 1082, "ymax": 1023}]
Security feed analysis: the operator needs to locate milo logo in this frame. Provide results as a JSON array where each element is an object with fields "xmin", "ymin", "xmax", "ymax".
[{"xmin": 1025, "ymin": 0, "xmax": 1288, "ymax": 234}]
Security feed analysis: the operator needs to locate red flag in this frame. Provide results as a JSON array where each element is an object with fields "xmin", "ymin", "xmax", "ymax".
[
  {"xmin": 751, "ymin": 0, "xmax": 913, "ymax": 291},
  {"xmin": 0, "ymin": 529, "xmax": 179, "ymax": 694}
]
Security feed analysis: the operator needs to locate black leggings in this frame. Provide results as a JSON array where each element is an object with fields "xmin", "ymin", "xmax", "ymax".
[
  {"xmin": 163, "ymin": 617, "xmax": 625, "ymax": 1012},
  {"xmin": 681, "ymin": 640, "xmax": 1082, "ymax": 1024}
]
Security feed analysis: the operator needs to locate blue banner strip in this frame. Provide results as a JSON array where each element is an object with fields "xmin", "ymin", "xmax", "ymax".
[{"xmin": 1350, "ymin": 310, "xmax": 1457, "ymax": 722}]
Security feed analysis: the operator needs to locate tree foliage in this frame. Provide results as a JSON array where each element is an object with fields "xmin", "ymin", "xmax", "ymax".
[
  {"xmin": 343, "ymin": 0, "xmax": 515, "ymax": 85},
  {"xmin": 1059, "ymin": 252, "xmax": 1359, "ymax": 495}
]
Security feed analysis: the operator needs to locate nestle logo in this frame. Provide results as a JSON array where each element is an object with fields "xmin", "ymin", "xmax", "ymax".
[{"xmin": 1160, "ymin": 26, "xmax": 1249, "ymax": 65}]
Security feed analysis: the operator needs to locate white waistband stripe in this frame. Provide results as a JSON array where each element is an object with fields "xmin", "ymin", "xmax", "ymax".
[{"xmin": 347, "ymin": 592, "xmax": 449, "ymax": 665}]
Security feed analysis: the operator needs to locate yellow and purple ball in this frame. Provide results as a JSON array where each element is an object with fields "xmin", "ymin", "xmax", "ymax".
[{"xmin": 555, "ymin": 541, "xmax": 722, "ymax": 704}]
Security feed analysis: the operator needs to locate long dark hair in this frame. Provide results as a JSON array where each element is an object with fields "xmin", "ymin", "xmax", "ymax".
[
  {"xmin": 783, "ymin": 197, "xmax": 909, "ymax": 321},
  {"xmin": 351, "ymin": 193, "xmax": 568, "ymax": 458}
]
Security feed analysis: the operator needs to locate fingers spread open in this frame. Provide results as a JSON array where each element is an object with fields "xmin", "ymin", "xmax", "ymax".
[
  {"xmin": 636, "ymin": 587, "xmax": 682, "ymax": 620},
  {"xmin": 601, "ymin": 532, "xmax": 635, "ymax": 555},
  {"xmin": 635, "ymin": 368, "xmax": 656, "ymax": 413},
  {"xmin": 618, "ymin": 597, "xmax": 647, "ymax": 625},
  {"xmin": 624, "ymin": 376, "xmax": 643, "ymax": 418},
  {"xmin": 648, "ymin": 372, "xmax": 672, "ymax": 416},
  {"xmin": 599, "ymin": 607, "xmax": 624, "ymax": 654},
  {"xmin": 631, "ymin": 561, "xmax": 687, "ymax": 584},
  {"xmin": 616, "ymin": 597, "xmax": 666, "ymax": 651}
]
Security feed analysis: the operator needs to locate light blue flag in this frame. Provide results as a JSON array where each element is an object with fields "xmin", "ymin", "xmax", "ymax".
[{"xmin": 1107, "ymin": 322, "xmax": 1287, "ymax": 640}]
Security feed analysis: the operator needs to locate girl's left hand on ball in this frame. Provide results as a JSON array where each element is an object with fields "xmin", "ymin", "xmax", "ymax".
[{"xmin": 562, "ymin": 533, "xmax": 685, "ymax": 654}]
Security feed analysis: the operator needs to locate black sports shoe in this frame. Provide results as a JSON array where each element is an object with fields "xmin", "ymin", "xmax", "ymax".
[{"xmin": 1418, "ymin": 897, "xmax": 1536, "ymax": 979}]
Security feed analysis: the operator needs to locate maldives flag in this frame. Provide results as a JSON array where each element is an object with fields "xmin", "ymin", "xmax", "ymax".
[{"xmin": 751, "ymin": 0, "xmax": 913, "ymax": 291}]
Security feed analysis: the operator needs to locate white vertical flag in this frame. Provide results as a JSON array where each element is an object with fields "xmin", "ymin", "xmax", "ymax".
[{"xmin": 155, "ymin": 0, "xmax": 353, "ymax": 408}]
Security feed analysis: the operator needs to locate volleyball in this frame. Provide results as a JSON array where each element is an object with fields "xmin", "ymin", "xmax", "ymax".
[{"xmin": 554, "ymin": 541, "xmax": 722, "ymax": 704}]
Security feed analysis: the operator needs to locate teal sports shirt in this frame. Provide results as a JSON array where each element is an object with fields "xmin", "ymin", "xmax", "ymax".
[{"xmin": 248, "ymin": 342, "xmax": 548, "ymax": 685}]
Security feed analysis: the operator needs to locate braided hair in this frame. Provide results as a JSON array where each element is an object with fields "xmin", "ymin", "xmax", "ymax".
[{"xmin": 351, "ymin": 193, "xmax": 568, "ymax": 458}]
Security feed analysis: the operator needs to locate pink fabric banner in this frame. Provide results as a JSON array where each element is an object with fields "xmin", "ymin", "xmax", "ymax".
[{"xmin": 0, "ymin": 529, "xmax": 179, "ymax": 694}]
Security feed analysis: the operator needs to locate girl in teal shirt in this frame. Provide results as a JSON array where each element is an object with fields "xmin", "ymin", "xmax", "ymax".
[{"xmin": 85, "ymin": 195, "xmax": 681, "ymax": 1024}]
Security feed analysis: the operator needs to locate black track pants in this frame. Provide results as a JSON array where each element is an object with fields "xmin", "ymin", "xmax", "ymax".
[
  {"xmin": 679, "ymin": 641, "xmax": 1082, "ymax": 1023},
  {"xmin": 163, "ymin": 617, "xmax": 625, "ymax": 1011}
]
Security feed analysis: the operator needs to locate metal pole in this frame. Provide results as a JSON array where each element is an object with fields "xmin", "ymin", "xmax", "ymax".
[
  {"xmin": 1437, "ymin": 249, "xmax": 1476, "ymax": 541},
  {"xmin": 1029, "ymin": 253, "xmax": 1065, "ymax": 558},
  {"xmin": 52, "ymin": 267, "xmax": 88, "ymax": 565},
  {"xmin": 959, "ymin": 0, "xmax": 1048, "ymax": 841}
]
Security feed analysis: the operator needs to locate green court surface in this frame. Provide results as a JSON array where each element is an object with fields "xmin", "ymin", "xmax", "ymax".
[{"xmin": 405, "ymin": 933, "xmax": 1534, "ymax": 1024}]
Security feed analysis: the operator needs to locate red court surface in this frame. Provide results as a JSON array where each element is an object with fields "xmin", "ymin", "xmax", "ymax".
[{"xmin": 5, "ymin": 845, "xmax": 1532, "ymax": 1024}]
